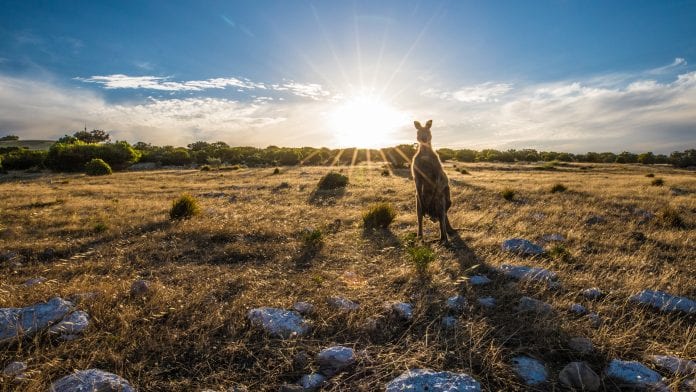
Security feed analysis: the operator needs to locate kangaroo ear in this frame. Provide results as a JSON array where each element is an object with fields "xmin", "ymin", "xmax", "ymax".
[
  {"xmin": 425, "ymin": 120, "xmax": 432, "ymax": 129},
  {"xmin": 414, "ymin": 121, "xmax": 422, "ymax": 130}
]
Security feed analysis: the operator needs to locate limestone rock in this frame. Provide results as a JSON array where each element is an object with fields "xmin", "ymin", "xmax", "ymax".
[
  {"xmin": 299, "ymin": 373, "xmax": 326, "ymax": 390},
  {"xmin": 511, "ymin": 356, "xmax": 548, "ymax": 385},
  {"xmin": 582, "ymin": 287, "xmax": 604, "ymax": 300},
  {"xmin": 468, "ymin": 275, "xmax": 491, "ymax": 286},
  {"xmin": 502, "ymin": 239, "xmax": 544, "ymax": 256},
  {"xmin": 317, "ymin": 346, "xmax": 355, "ymax": 376},
  {"xmin": 648, "ymin": 355, "xmax": 696, "ymax": 376},
  {"xmin": 446, "ymin": 295, "xmax": 467, "ymax": 312},
  {"xmin": 568, "ymin": 337, "xmax": 595, "ymax": 355},
  {"xmin": 605, "ymin": 359, "xmax": 667, "ymax": 390},
  {"xmin": 0, "ymin": 297, "xmax": 73, "ymax": 343},
  {"xmin": 385, "ymin": 369, "xmax": 481, "ymax": 391},
  {"xmin": 24, "ymin": 277, "xmax": 46, "ymax": 286},
  {"xmin": 327, "ymin": 297, "xmax": 359, "ymax": 311},
  {"xmin": 559, "ymin": 361, "xmax": 600, "ymax": 391},
  {"xmin": 130, "ymin": 280, "xmax": 150, "ymax": 297},
  {"xmin": 247, "ymin": 307, "xmax": 309, "ymax": 338},
  {"xmin": 50, "ymin": 369, "xmax": 135, "ymax": 392},
  {"xmin": 477, "ymin": 297, "xmax": 496, "ymax": 309},
  {"xmin": 441, "ymin": 316, "xmax": 457, "ymax": 329},
  {"xmin": 293, "ymin": 302, "xmax": 315, "ymax": 316},
  {"xmin": 49, "ymin": 310, "xmax": 89, "ymax": 338},
  {"xmin": 499, "ymin": 264, "xmax": 557, "ymax": 283},
  {"xmin": 629, "ymin": 290, "xmax": 696, "ymax": 314},
  {"xmin": 517, "ymin": 297, "xmax": 553, "ymax": 314},
  {"xmin": 387, "ymin": 302, "xmax": 413, "ymax": 320},
  {"xmin": 570, "ymin": 303, "xmax": 588, "ymax": 315},
  {"xmin": 3, "ymin": 361, "xmax": 26, "ymax": 377}
]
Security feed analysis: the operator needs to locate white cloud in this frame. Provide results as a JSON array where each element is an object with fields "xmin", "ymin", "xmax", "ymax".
[
  {"xmin": 423, "ymin": 82, "xmax": 513, "ymax": 103},
  {"xmin": 76, "ymin": 74, "xmax": 266, "ymax": 91},
  {"xmin": 279, "ymin": 82, "xmax": 331, "ymax": 100}
]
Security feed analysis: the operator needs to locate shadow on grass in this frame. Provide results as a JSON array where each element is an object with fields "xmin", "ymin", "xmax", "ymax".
[{"xmin": 308, "ymin": 187, "xmax": 346, "ymax": 206}]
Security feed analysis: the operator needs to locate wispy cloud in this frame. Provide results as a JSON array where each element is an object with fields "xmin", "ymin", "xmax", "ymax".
[
  {"xmin": 75, "ymin": 74, "xmax": 265, "ymax": 91},
  {"xmin": 423, "ymin": 82, "xmax": 513, "ymax": 103},
  {"xmin": 648, "ymin": 57, "xmax": 688, "ymax": 74}
]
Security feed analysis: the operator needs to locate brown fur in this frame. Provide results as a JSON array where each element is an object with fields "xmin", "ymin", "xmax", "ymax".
[{"xmin": 411, "ymin": 119, "xmax": 454, "ymax": 242}]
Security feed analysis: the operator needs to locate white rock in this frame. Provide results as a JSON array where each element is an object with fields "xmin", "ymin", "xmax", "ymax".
[
  {"xmin": 499, "ymin": 265, "xmax": 557, "ymax": 282},
  {"xmin": 541, "ymin": 233, "xmax": 565, "ymax": 242},
  {"xmin": 317, "ymin": 346, "xmax": 355, "ymax": 376},
  {"xmin": 648, "ymin": 355, "xmax": 696, "ymax": 376},
  {"xmin": 293, "ymin": 302, "xmax": 315, "ymax": 316},
  {"xmin": 511, "ymin": 356, "xmax": 548, "ymax": 385},
  {"xmin": 568, "ymin": 337, "xmax": 594, "ymax": 355},
  {"xmin": 446, "ymin": 295, "xmax": 467, "ymax": 312},
  {"xmin": 247, "ymin": 307, "xmax": 309, "ymax": 338},
  {"xmin": 385, "ymin": 369, "xmax": 481, "ymax": 391},
  {"xmin": 387, "ymin": 302, "xmax": 413, "ymax": 320},
  {"xmin": 49, "ymin": 310, "xmax": 89, "ymax": 337},
  {"xmin": 441, "ymin": 316, "xmax": 457, "ymax": 329},
  {"xmin": 629, "ymin": 290, "xmax": 696, "ymax": 314},
  {"xmin": 477, "ymin": 297, "xmax": 496, "ymax": 309},
  {"xmin": 130, "ymin": 279, "xmax": 150, "ymax": 297},
  {"xmin": 50, "ymin": 369, "xmax": 135, "ymax": 392},
  {"xmin": 299, "ymin": 372, "xmax": 327, "ymax": 390},
  {"xmin": 468, "ymin": 275, "xmax": 491, "ymax": 286},
  {"xmin": 559, "ymin": 361, "xmax": 600, "ymax": 391},
  {"xmin": 327, "ymin": 297, "xmax": 359, "ymax": 311},
  {"xmin": 605, "ymin": 359, "xmax": 667, "ymax": 390},
  {"xmin": 586, "ymin": 312, "xmax": 602, "ymax": 328},
  {"xmin": 582, "ymin": 287, "xmax": 604, "ymax": 300},
  {"xmin": 517, "ymin": 297, "xmax": 553, "ymax": 314},
  {"xmin": 569, "ymin": 303, "xmax": 588, "ymax": 315},
  {"xmin": 502, "ymin": 239, "xmax": 544, "ymax": 256},
  {"xmin": 24, "ymin": 277, "xmax": 46, "ymax": 286},
  {"xmin": 3, "ymin": 361, "xmax": 26, "ymax": 377},
  {"xmin": 0, "ymin": 297, "xmax": 73, "ymax": 343}
]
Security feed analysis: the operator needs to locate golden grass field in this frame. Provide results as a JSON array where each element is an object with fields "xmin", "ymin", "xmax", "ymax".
[{"xmin": 0, "ymin": 162, "xmax": 694, "ymax": 391}]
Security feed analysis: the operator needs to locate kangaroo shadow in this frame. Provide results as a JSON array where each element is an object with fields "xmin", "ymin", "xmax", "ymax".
[{"xmin": 307, "ymin": 187, "xmax": 346, "ymax": 206}]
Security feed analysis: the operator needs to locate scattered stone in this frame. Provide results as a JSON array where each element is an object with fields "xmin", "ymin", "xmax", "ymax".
[
  {"xmin": 363, "ymin": 316, "xmax": 381, "ymax": 333},
  {"xmin": 247, "ymin": 307, "xmax": 309, "ymax": 338},
  {"xmin": 570, "ymin": 303, "xmax": 588, "ymax": 315},
  {"xmin": 499, "ymin": 264, "xmax": 557, "ymax": 283},
  {"xmin": 50, "ymin": 369, "xmax": 135, "ymax": 392},
  {"xmin": 648, "ymin": 355, "xmax": 696, "ymax": 376},
  {"xmin": 327, "ymin": 297, "xmax": 359, "ymax": 311},
  {"xmin": 468, "ymin": 275, "xmax": 491, "ymax": 286},
  {"xmin": 568, "ymin": 337, "xmax": 595, "ymax": 355},
  {"xmin": 441, "ymin": 316, "xmax": 457, "ymax": 329},
  {"xmin": 0, "ymin": 297, "xmax": 73, "ymax": 343},
  {"xmin": 629, "ymin": 290, "xmax": 696, "ymax": 314},
  {"xmin": 130, "ymin": 279, "xmax": 150, "ymax": 297},
  {"xmin": 299, "ymin": 373, "xmax": 327, "ymax": 390},
  {"xmin": 3, "ymin": 361, "xmax": 27, "ymax": 377},
  {"xmin": 605, "ymin": 359, "xmax": 667, "ymax": 390},
  {"xmin": 386, "ymin": 302, "xmax": 413, "ymax": 320},
  {"xmin": 511, "ymin": 356, "xmax": 548, "ymax": 386},
  {"xmin": 530, "ymin": 212, "xmax": 547, "ymax": 221},
  {"xmin": 517, "ymin": 297, "xmax": 554, "ymax": 314},
  {"xmin": 681, "ymin": 378, "xmax": 696, "ymax": 391},
  {"xmin": 559, "ymin": 361, "xmax": 600, "ymax": 391},
  {"xmin": 582, "ymin": 287, "xmax": 604, "ymax": 300},
  {"xmin": 293, "ymin": 351, "xmax": 310, "ymax": 370},
  {"xmin": 24, "ymin": 277, "xmax": 46, "ymax": 286},
  {"xmin": 68, "ymin": 292, "xmax": 98, "ymax": 305},
  {"xmin": 586, "ymin": 312, "xmax": 602, "ymax": 328},
  {"xmin": 634, "ymin": 210, "xmax": 654, "ymax": 222},
  {"xmin": 548, "ymin": 281, "xmax": 562, "ymax": 290},
  {"xmin": 446, "ymin": 295, "xmax": 467, "ymax": 312},
  {"xmin": 541, "ymin": 233, "xmax": 565, "ymax": 242},
  {"xmin": 477, "ymin": 297, "xmax": 496, "ymax": 309},
  {"xmin": 385, "ymin": 369, "xmax": 481, "ymax": 391},
  {"xmin": 49, "ymin": 310, "xmax": 89, "ymax": 339},
  {"xmin": 670, "ymin": 187, "xmax": 689, "ymax": 196},
  {"xmin": 585, "ymin": 215, "xmax": 606, "ymax": 225},
  {"xmin": 40, "ymin": 247, "xmax": 56, "ymax": 260},
  {"xmin": 502, "ymin": 238, "xmax": 544, "ymax": 256},
  {"xmin": 293, "ymin": 302, "xmax": 315, "ymax": 316},
  {"xmin": 0, "ymin": 251, "xmax": 19, "ymax": 262},
  {"xmin": 317, "ymin": 346, "xmax": 355, "ymax": 376}
]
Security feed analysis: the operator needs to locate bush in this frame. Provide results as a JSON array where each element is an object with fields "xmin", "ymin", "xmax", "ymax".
[
  {"xmin": 207, "ymin": 157, "xmax": 222, "ymax": 167},
  {"xmin": 645, "ymin": 173, "xmax": 655, "ymax": 177},
  {"xmin": 1, "ymin": 149, "xmax": 47, "ymax": 170},
  {"xmin": 550, "ymin": 183, "xmax": 567, "ymax": 193},
  {"xmin": 651, "ymin": 178, "xmax": 664, "ymax": 186},
  {"xmin": 272, "ymin": 167, "xmax": 280, "ymax": 175},
  {"xmin": 501, "ymin": 188, "xmax": 515, "ymax": 201},
  {"xmin": 458, "ymin": 168, "xmax": 470, "ymax": 175},
  {"xmin": 85, "ymin": 158, "xmax": 112, "ymax": 176},
  {"xmin": 317, "ymin": 172, "xmax": 348, "ymax": 190},
  {"xmin": 408, "ymin": 245, "xmax": 435, "ymax": 275},
  {"xmin": 94, "ymin": 222, "xmax": 109, "ymax": 233},
  {"xmin": 169, "ymin": 194, "xmax": 200, "ymax": 220},
  {"xmin": 200, "ymin": 165, "xmax": 212, "ymax": 171},
  {"xmin": 363, "ymin": 202, "xmax": 397, "ymax": 229},
  {"xmin": 548, "ymin": 244, "xmax": 572, "ymax": 262},
  {"xmin": 302, "ymin": 228, "xmax": 323, "ymax": 248},
  {"xmin": 381, "ymin": 168, "xmax": 390, "ymax": 176},
  {"xmin": 47, "ymin": 141, "xmax": 139, "ymax": 171},
  {"xmin": 658, "ymin": 206, "xmax": 684, "ymax": 228}
]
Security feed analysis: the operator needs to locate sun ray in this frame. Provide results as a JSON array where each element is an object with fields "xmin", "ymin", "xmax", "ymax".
[
  {"xmin": 378, "ymin": 148, "xmax": 394, "ymax": 176},
  {"xmin": 330, "ymin": 148, "xmax": 345, "ymax": 167}
]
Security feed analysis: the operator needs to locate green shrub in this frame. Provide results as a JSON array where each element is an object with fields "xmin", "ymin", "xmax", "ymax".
[
  {"xmin": 302, "ymin": 228, "xmax": 323, "ymax": 248},
  {"xmin": 272, "ymin": 167, "xmax": 281, "ymax": 175},
  {"xmin": 363, "ymin": 202, "xmax": 397, "ymax": 229},
  {"xmin": 47, "ymin": 141, "xmax": 139, "ymax": 171},
  {"xmin": 94, "ymin": 222, "xmax": 109, "ymax": 233},
  {"xmin": 85, "ymin": 158, "xmax": 112, "ymax": 176},
  {"xmin": 200, "ymin": 165, "xmax": 212, "ymax": 171},
  {"xmin": 651, "ymin": 178, "xmax": 664, "ymax": 186},
  {"xmin": 548, "ymin": 244, "xmax": 572, "ymax": 262},
  {"xmin": 645, "ymin": 173, "xmax": 655, "ymax": 178},
  {"xmin": 317, "ymin": 171, "xmax": 348, "ymax": 190},
  {"xmin": 408, "ymin": 245, "xmax": 435, "ymax": 274},
  {"xmin": 501, "ymin": 188, "xmax": 515, "ymax": 201},
  {"xmin": 550, "ymin": 183, "xmax": 567, "ymax": 193},
  {"xmin": 658, "ymin": 206, "xmax": 684, "ymax": 228},
  {"xmin": 169, "ymin": 194, "xmax": 200, "ymax": 220},
  {"xmin": 1, "ymin": 149, "xmax": 47, "ymax": 170}
]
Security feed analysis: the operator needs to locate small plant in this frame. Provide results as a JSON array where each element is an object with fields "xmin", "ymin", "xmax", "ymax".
[
  {"xmin": 408, "ymin": 245, "xmax": 436, "ymax": 275},
  {"xmin": 548, "ymin": 244, "xmax": 572, "ymax": 262},
  {"xmin": 94, "ymin": 222, "xmax": 108, "ymax": 233},
  {"xmin": 169, "ymin": 194, "xmax": 200, "ymax": 220},
  {"xmin": 272, "ymin": 167, "xmax": 281, "ymax": 175},
  {"xmin": 651, "ymin": 178, "xmax": 664, "ymax": 186},
  {"xmin": 402, "ymin": 232, "xmax": 418, "ymax": 247},
  {"xmin": 501, "ymin": 188, "xmax": 515, "ymax": 201},
  {"xmin": 458, "ymin": 168, "xmax": 470, "ymax": 175},
  {"xmin": 317, "ymin": 171, "xmax": 348, "ymax": 190},
  {"xmin": 658, "ymin": 206, "xmax": 684, "ymax": 228},
  {"xmin": 645, "ymin": 173, "xmax": 655, "ymax": 178},
  {"xmin": 199, "ymin": 165, "xmax": 211, "ymax": 171},
  {"xmin": 302, "ymin": 228, "xmax": 323, "ymax": 248},
  {"xmin": 550, "ymin": 183, "xmax": 567, "ymax": 193},
  {"xmin": 363, "ymin": 202, "xmax": 397, "ymax": 229},
  {"xmin": 85, "ymin": 158, "xmax": 112, "ymax": 176},
  {"xmin": 381, "ymin": 168, "xmax": 390, "ymax": 176}
]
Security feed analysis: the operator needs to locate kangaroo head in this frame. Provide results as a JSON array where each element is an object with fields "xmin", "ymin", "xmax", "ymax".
[{"xmin": 414, "ymin": 120, "xmax": 433, "ymax": 144}]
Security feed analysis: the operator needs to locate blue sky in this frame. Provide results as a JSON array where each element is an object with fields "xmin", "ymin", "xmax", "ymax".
[{"xmin": 1, "ymin": 0, "xmax": 695, "ymax": 152}]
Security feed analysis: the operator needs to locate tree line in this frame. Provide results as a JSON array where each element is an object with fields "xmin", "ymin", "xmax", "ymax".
[{"xmin": 0, "ymin": 130, "xmax": 694, "ymax": 172}]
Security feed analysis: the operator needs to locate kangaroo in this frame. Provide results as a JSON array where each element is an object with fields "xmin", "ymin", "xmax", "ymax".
[{"xmin": 411, "ymin": 119, "xmax": 454, "ymax": 243}]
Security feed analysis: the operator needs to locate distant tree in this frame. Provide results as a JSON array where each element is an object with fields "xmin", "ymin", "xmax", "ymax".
[
  {"xmin": 670, "ymin": 149, "xmax": 696, "ymax": 168},
  {"xmin": 615, "ymin": 151, "xmax": 638, "ymax": 164},
  {"xmin": 455, "ymin": 149, "xmax": 476, "ymax": 162},
  {"xmin": 133, "ymin": 141, "xmax": 154, "ymax": 151},
  {"xmin": 57, "ymin": 135, "xmax": 79, "ymax": 144},
  {"xmin": 436, "ymin": 148, "xmax": 456, "ymax": 161},
  {"xmin": 187, "ymin": 141, "xmax": 210, "ymax": 151},
  {"xmin": 637, "ymin": 152, "xmax": 656, "ymax": 164},
  {"xmin": 73, "ymin": 129, "xmax": 110, "ymax": 143},
  {"xmin": 0, "ymin": 135, "xmax": 19, "ymax": 141}
]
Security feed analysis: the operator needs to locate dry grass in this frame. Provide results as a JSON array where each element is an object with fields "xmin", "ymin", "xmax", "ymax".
[{"xmin": 0, "ymin": 162, "xmax": 694, "ymax": 391}]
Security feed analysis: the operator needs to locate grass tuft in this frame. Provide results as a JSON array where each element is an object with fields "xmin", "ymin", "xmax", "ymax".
[
  {"xmin": 645, "ymin": 173, "xmax": 655, "ymax": 177},
  {"xmin": 317, "ymin": 171, "xmax": 348, "ymax": 190},
  {"xmin": 501, "ymin": 187, "xmax": 515, "ymax": 201},
  {"xmin": 169, "ymin": 194, "xmax": 200, "ymax": 220},
  {"xmin": 658, "ymin": 206, "xmax": 684, "ymax": 228},
  {"xmin": 302, "ymin": 228, "xmax": 323, "ymax": 248},
  {"xmin": 408, "ymin": 245, "xmax": 436, "ymax": 275},
  {"xmin": 272, "ymin": 167, "xmax": 281, "ymax": 175},
  {"xmin": 550, "ymin": 183, "xmax": 567, "ymax": 193},
  {"xmin": 199, "ymin": 165, "xmax": 212, "ymax": 171},
  {"xmin": 651, "ymin": 178, "xmax": 664, "ymax": 186},
  {"xmin": 362, "ymin": 202, "xmax": 397, "ymax": 229},
  {"xmin": 85, "ymin": 158, "xmax": 112, "ymax": 176}
]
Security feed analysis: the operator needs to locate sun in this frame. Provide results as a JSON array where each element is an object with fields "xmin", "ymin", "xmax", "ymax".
[{"xmin": 327, "ymin": 94, "xmax": 409, "ymax": 148}]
